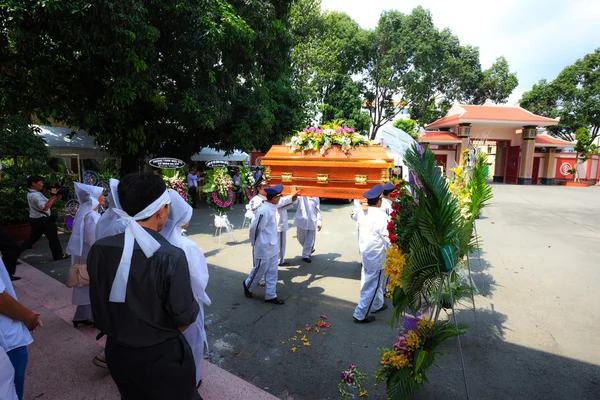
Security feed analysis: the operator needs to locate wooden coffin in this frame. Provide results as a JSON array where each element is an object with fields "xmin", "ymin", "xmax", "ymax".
[{"xmin": 260, "ymin": 145, "xmax": 394, "ymax": 199}]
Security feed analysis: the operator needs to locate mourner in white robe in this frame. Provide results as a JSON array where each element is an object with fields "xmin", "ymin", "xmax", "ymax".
[
  {"xmin": 293, "ymin": 196, "xmax": 322, "ymax": 262},
  {"xmin": 351, "ymin": 185, "xmax": 390, "ymax": 323},
  {"xmin": 243, "ymin": 185, "xmax": 285, "ymax": 305},
  {"xmin": 160, "ymin": 190, "xmax": 211, "ymax": 387},
  {"xmin": 65, "ymin": 183, "xmax": 104, "ymax": 325},
  {"xmin": 96, "ymin": 179, "xmax": 128, "ymax": 239}
]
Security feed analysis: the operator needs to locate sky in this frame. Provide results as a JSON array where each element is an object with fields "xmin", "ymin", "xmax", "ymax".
[{"xmin": 320, "ymin": 0, "xmax": 600, "ymax": 105}]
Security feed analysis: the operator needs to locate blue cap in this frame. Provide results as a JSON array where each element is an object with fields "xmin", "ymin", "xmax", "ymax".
[
  {"xmin": 363, "ymin": 184, "xmax": 383, "ymax": 200},
  {"xmin": 264, "ymin": 184, "xmax": 283, "ymax": 196},
  {"xmin": 382, "ymin": 182, "xmax": 395, "ymax": 192}
]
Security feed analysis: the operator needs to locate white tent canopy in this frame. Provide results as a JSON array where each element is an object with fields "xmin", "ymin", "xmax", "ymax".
[
  {"xmin": 35, "ymin": 125, "xmax": 100, "ymax": 149},
  {"xmin": 190, "ymin": 147, "xmax": 249, "ymax": 162}
]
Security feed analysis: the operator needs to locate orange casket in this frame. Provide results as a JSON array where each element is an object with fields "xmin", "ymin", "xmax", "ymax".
[{"xmin": 260, "ymin": 145, "xmax": 394, "ymax": 199}]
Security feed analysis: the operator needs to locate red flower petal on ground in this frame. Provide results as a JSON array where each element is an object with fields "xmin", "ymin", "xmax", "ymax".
[{"xmin": 320, "ymin": 314, "xmax": 327, "ymax": 320}]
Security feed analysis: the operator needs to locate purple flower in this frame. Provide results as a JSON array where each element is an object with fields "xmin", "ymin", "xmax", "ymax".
[{"xmin": 403, "ymin": 317, "xmax": 420, "ymax": 332}]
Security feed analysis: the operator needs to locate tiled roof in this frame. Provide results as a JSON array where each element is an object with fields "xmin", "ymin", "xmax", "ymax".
[
  {"xmin": 534, "ymin": 134, "xmax": 574, "ymax": 148},
  {"xmin": 425, "ymin": 104, "xmax": 560, "ymax": 129},
  {"xmin": 419, "ymin": 131, "xmax": 461, "ymax": 143}
]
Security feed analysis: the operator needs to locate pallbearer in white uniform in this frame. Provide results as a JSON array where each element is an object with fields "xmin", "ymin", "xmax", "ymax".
[
  {"xmin": 294, "ymin": 196, "xmax": 322, "ymax": 263},
  {"xmin": 275, "ymin": 186, "xmax": 300, "ymax": 266},
  {"xmin": 351, "ymin": 184, "xmax": 391, "ymax": 324},
  {"xmin": 249, "ymin": 178, "xmax": 268, "ymax": 214},
  {"xmin": 380, "ymin": 182, "xmax": 396, "ymax": 216},
  {"xmin": 243, "ymin": 184, "xmax": 286, "ymax": 305}
]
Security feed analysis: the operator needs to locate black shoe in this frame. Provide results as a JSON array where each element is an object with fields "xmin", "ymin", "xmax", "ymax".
[
  {"xmin": 243, "ymin": 281, "xmax": 253, "ymax": 298},
  {"xmin": 10, "ymin": 275, "xmax": 21, "ymax": 281},
  {"xmin": 353, "ymin": 316, "xmax": 376, "ymax": 324},
  {"xmin": 371, "ymin": 304, "xmax": 388, "ymax": 314},
  {"xmin": 278, "ymin": 261, "xmax": 290, "ymax": 266},
  {"xmin": 73, "ymin": 320, "xmax": 94, "ymax": 328},
  {"xmin": 302, "ymin": 257, "xmax": 312, "ymax": 263},
  {"xmin": 265, "ymin": 297, "xmax": 285, "ymax": 305}
]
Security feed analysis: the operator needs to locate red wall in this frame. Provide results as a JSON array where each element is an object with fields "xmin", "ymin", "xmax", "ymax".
[{"xmin": 555, "ymin": 157, "xmax": 575, "ymax": 180}]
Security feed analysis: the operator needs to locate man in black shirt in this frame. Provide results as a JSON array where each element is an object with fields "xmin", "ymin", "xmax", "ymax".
[{"xmin": 87, "ymin": 173, "xmax": 200, "ymax": 400}]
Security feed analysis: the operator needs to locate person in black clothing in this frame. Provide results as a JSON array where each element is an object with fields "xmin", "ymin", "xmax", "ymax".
[
  {"xmin": 0, "ymin": 226, "xmax": 20, "ymax": 280},
  {"xmin": 19, "ymin": 176, "xmax": 69, "ymax": 262},
  {"xmin": 87, "ymin": 173, "xmax": 200, "ymax": 400}
]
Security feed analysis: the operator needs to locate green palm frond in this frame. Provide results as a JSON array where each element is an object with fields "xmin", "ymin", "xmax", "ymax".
[
  {"xmin": 387, "ymin": 368, "xmax": 419, "ymax": 400},
  {"xmin": 468, "ymin": 152, "xmax": 493, "ymax": 220}
]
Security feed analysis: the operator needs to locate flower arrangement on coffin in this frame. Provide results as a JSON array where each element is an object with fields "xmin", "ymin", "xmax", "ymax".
[
  {"xmin": 288, "ymin": 121, "xmax": 371, "ymax": 155},
  {"xmin": 376, "ymin": 316, "xmax": 466, "ymax": 399},
  {"xmin": 202, "ymin": 167, "xmax": 234, "ymax": 212},
  {"xmin": 161, "ymin": 169, "xmax": 191, "ymax": 205},
  {"xmin": 338, "ymin": 364, "xmax": 368, "ymax": 399},
  {"xmin": 239, "ymin": 166, "xmax": 257, "ymax": 202}
]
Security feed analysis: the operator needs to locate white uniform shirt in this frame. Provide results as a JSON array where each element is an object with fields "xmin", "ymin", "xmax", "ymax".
[
  {"xmin": 294, "ymin": 196, "xmax": 322, "ymax": 230},
  {"xmin": 249, "ymin": 202, "xmax": 279, "ymax": 259},
  {"xmin": 381, "ymin": 197, "xmax": 393, "ymax": 216},
  {"xmin": 275, "ymin": 195, "xmax": 295, "ymax": 233},
  {"xmin": 0, "ymin": 260, "xmax": 33, "ymax": 353},
  {"xmin": 249, "ymin": 194, "xmax": 266, "ymax": 212},
  {"xmin": 351, "ymin": 206, "xmax": 391, "ymax": 272},
  {"xmin": 27, "ymin": 190, "xmax": 50, "ymax": 219}
]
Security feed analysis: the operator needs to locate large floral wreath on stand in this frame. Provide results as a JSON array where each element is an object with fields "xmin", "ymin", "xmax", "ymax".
[
  {"xmin": 240, "ymin": 166, "xmax": 256, "ymax": 202},
  {"xmin": 202, "ymin": 167, "xmax": 234, "ymax": 212},
  {"xmin": 161, "ymin": 169, "xmax": 191, "ymax": 205}
]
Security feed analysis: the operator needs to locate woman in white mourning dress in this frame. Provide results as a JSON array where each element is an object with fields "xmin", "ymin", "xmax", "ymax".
[
  {"xmin": 66, "ymin": 182, "xmax": 105, "ymax": 328},
  {"xmin": 160, "ymin": 190, "xmax": 211, "ymax": 388}
]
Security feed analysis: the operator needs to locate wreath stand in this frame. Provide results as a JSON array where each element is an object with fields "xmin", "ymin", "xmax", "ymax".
[
  {"xmin": 214, "ymin": 213, "xmax": 236, "ymax": 245},
  {"xmin": 430, "ymin": 247, "xmax": 470, "ymax": 400}
]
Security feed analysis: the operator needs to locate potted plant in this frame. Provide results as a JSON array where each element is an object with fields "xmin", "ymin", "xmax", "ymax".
[{"xmin": 0, "ymin": 116, "xmax": 51, "ymax": 241}]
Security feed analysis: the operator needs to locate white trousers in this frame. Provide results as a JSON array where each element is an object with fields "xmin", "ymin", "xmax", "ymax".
[
  {"xmin": 353, "ymin": 267, "xmax": 385, "ymax": 320},
  {"xmin": 245, "ymin": 254, "xmax": 279, "ymax": 300},
  {"xmin": 183, "ymin": 302, "xmax": 207, "ymax": 386},
  {"xmin": 297, "ymin": 228, "xmax": 316, "ymax": 258},
  {"xmin": 279, "ymin": 231, "xmax": 287, "ymax": 264}
]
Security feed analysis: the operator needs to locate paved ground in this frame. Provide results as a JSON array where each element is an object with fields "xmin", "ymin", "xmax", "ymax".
[{"xmin": 19, "ymin": 185, "xmax": 600, "ymax": 399}]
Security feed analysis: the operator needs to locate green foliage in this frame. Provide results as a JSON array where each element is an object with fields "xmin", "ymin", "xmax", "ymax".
[
  {"xmin": 393, "ymin": 119, "xmax": 418, "ymax": 140},
  {"xmin": 468, "ymin": 153, "xmax": 493, "ymax": 221},
  {"xmin": 520, "ymin": 49, "xmax": 600, "ymax": 142},
  {"xmin": 0, "ymin": 116, "xmax": 51, "ymax": 224},
  {"xmin": 363, "ymin": 7, "xmax": 518, "ymax": 138},
  {"xmin": 1, "ymin": 0, "xmax": 302, "ymax": 173}
]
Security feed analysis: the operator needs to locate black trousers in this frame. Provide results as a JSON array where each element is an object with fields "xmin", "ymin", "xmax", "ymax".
[
  {"xmin": 0, "ymin": 226, "xmax": 20, "ymax": 275},
  {"xmin": 106, "ymin": 336, "xmax": 200, "ymax": 400},
  {"xmin": 188, "ymin": 187, "xmax": 198, "ymax": 208},
  {"xmin": 19, "ymin": 217, "xmax": 63, "ymax": 260}
]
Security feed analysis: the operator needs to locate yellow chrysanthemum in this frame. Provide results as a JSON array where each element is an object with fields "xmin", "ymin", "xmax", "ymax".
[
  {"xmin": 383, "ymin": 245, "xmax": 406, "ymax": 296},
  {"xmin": 406, "ymin": 331, "xmax": 421, "ymax": 350}
]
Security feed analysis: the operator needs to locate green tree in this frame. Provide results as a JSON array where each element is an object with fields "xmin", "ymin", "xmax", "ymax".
[
  {"xmin": 0, "ymin": 0, "xmax": 301, "ymax": 173},
  {"xmin": 520, "ymin": 49, "xmax": 600, "ymax": 142},
  {"xmin": 393, "ymin": 118, "xmax": 418, "ymax": 140},
  {"xmin": 362, "ymin": 7, "xmax": 518, "ymax": 138},
  {"xmin": 290, "ymin": 0, "xmax": 368, "ymax": 128}
]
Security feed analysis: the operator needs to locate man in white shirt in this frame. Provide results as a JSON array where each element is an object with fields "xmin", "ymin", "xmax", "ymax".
[
  {"xmin": 187, "ymin": 167, "xmax": 198, "ymax": 209},
  {"xmin": 19, "ymin": 176, "xmax": 68, "ymax": 262},
  {"xmin": 243, "ymin": 184, "xmax": 285, "ymax": 305},
  {"xmin": 275, "ymin": 186, "xmax": 300, "ymax": 266},
  {"xmin": 351, "ymin": 185, "xmax": 390, "ymax": 324},
  {"xmin": 293, "ymin": 196, "xmax": 322, "ymax": 263},
  {"xmin": 0, "ymin": 259, "xmax": 43, "ymax": 399},
  {"xmin": 249, "ymin": 178, "xmax": 268, "ymax": 213}
]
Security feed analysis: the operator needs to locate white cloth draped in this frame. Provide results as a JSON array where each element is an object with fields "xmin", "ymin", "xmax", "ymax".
[
  {"xmin": 109, "ymin": 190, "xmax": 171, "ymax": 303},
  {"xmin": 160, "ymin": 189, "xmax": 211, "ymax": 384},
  {"xmin": 96, "ymin": 178, "xmax": 128, "ymax": 240},
  {"xmin": 66, "ymin": 183, "xmax": 103, "ymax": 257}
]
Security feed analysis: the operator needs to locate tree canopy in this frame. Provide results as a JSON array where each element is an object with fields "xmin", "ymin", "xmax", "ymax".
[
  {"xmin": 520, "ymin": 49, "xmax": 600, "ymax": 142},
  {"xmin": 0, "ymin": 0, "xmax": 301, "ymax": 172}
]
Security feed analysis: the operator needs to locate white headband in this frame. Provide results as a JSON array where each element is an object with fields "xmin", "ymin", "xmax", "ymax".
[{"xmin": 109, "ymin": 190, "xmax": 171, "ymax": 303}]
